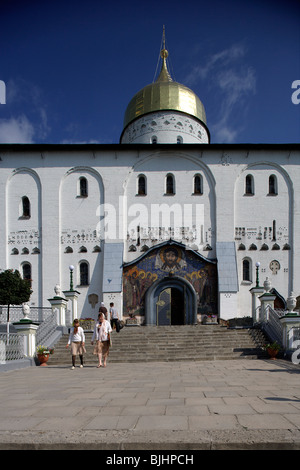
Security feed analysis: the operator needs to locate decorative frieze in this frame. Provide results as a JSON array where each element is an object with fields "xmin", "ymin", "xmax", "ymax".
[
  {"xmin": 8, "ymin": 229, "xmax": 40, "ymax": 245},
  {"xmin": 60, "ymin": 228, "xmax": 100, "ymax": 245}
]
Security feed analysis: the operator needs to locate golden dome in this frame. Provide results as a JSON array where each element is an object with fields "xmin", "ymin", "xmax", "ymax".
[{"xmin": 123, "ymin": 46, "xmax": 207, "ymax": 131}]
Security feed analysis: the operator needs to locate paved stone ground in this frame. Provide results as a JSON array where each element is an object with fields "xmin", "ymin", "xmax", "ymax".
[{"xmin": 1, "ymin": 358, "xmax": 300, "ymax": 450}]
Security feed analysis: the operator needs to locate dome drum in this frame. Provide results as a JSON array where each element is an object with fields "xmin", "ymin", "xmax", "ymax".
[{"xmin": 121, "ymin": 110, "xmax": 209, "ymax": 144}]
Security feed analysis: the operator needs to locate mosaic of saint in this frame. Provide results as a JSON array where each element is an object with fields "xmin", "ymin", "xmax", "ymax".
[{"xmin": 123, "ymin": 244, "xmax": 218, "ymax": 318}]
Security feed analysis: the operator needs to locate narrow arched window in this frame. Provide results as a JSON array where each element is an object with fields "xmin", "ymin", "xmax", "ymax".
[
  {"xmin": 21, "ymin": 196, "xmax": 31, "ymax": 218},
  {"xmin": 245, "ymin": 175, "xmax": 254, "ymax": 195},
  {"xmin": 22, "ymin": 262, "xmax": 32, "ymax": 286},
  {"xmin": 166, "ymin": 174, "xmax": 175, "ymax": 195},
  {"xmin": 79, "ymin": 177, "xmax": 88, "ymax": 197},
  {"xmin": 268, "ymin": 175, "xmax": 277, "ymax": 195},
  {"xmin": 177, "ymin": 136, "xmax": 183, "ymax": 144},
  {"xmin": 242, "ymin": 259, "xmax": 251, "ymax": 282},
  {"xmin": 151, "ymin": 136, "xmax": 157, "ymax": 144},
  {"xmin": 79, "ymin": 261, "xmax": 89, "ymax": 285},
  {"xmin": 194, "ymin": 174, "xmax": 203, "ymax": 195},
  {"xmin": 138, "ymin": 175, "xmax": 146, "ymax": 195}
]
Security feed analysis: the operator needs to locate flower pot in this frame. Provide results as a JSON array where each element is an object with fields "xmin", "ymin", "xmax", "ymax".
[
  {"xmin": 37, "ymin": 354, "xmax": 49, "ymax": 366},
  {"xmin": 267, "ymin": 348, "xmax": 278, "ymax": 360}
]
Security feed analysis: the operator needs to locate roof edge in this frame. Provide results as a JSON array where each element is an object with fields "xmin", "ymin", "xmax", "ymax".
[{"xmin": 0, "ymin": 142, "xmax": 299, "ymax": 152}]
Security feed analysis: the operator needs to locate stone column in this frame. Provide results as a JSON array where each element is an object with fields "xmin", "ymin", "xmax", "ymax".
[
  {"xmin": 279, "ymin": 292, "xmax": 300, "ymax": 354},
  {"xmin": 259, "ymin": 292, "xmax": 276, "ymax": 322},
  {"xmin": 48, "ymin": 285, "xmax": 68, "ymax": 327},
  {"xmin": 63, "ymin": 290, "xmax": 80, "ymax": 323},
  {"xmin": 249, "ymin": 286, "xmax": 264, "ymax": 323},
  {"xmin": 13, "ymin": 320, "xmax": 39, "ymax": 357},
  {"xmin": 258, "ymin": 277, "xmax": 276, "ymax": 322}
]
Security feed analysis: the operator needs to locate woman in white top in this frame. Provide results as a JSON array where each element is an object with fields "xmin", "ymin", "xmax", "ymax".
[
  {"xmin": 91, "ymin": 312, "xmax": 112, "ymax": 368},
  {"xmin": 66, "ymin": 319, "xmax": 85, "ymax": 369}
]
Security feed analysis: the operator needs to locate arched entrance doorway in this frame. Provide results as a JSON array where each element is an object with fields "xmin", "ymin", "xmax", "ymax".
[{"xmin": 145, "ymin": 276, "xmax": 197, "ymax": 325}]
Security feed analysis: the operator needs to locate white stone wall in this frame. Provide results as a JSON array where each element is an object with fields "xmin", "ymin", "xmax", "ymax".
[
  {"xmin": 0, "ymin": 145, "xmax": 299, "ymax": 322},
  {"xmin": 123, "ymin": 150, "xmax": 216, "ymax": 263}
]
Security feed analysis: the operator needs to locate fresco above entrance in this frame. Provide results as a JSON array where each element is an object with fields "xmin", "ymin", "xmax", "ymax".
[{"xmin": 123, "ymin": 241, "xmax": 218, "ymax": 322}]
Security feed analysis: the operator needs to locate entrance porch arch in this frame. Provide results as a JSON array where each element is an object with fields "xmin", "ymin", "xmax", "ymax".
[{"xmin": 145, "ymin": 276, "xmax": 197, "ymax": 325}]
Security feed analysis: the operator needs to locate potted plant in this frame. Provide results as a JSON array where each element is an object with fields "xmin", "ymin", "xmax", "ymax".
[
  {"xmin": 36, "ymin": 345, "xmax": 54, "ymax": 366},
  {"xmin": 263, "ymin": 341, "xmax": 281, "ymax": 360},
  {"xmin": 203, "ymin": 314, "xmax": 217, "ymax": 324}
]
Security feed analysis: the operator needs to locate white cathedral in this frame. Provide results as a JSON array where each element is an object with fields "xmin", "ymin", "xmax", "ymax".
[{"xmin": 0, "ymin": 39, "xmax": 299, "ymax": 326}]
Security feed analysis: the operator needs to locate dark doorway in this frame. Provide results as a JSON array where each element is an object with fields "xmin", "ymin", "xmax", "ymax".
[
  {"xmin": 156, "ymin": 286, "xmax": 185, "ymax": 325},
  {"xmin": 145, "ymin": 275, "xmax": 197, "ymax": 326},
  {"xmin": 171, "ymin": 287, "xmax": 184, "ymax": 324}
]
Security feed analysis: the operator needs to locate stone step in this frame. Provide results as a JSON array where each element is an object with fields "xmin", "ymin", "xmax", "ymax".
[{"xmin": 47, "ymin": 324, "xmax": 268, "ymax": 365}]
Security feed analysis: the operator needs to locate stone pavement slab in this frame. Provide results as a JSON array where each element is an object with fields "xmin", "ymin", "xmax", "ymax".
[{"xmin": 1, "ymin": 359, "xmax": 300, "ymax": 449}]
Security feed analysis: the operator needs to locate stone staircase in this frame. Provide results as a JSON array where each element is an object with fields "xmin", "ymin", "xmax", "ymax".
[{"xmin": 47, "ymin": 325, "xmax": 269, "ymax": 366}]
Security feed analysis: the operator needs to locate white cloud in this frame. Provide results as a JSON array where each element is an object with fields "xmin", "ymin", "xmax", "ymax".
[
  {"xmin": 186, "ymin": 44, "xmax": 245, "ymax": 83},
  {"xmin": 0, "ymin": 116, "xmax": 35, "ymax": 143},
  {"xmin": 0, "ymin": 79, "xmax": 50, "ymax": 143},
  {"xmin": 185, "ymin": 44, "xmax": 256, "ymax": 143},
  {"xmin": 60, "ymin": 139, "xmax": 102, "ymax": 144}
]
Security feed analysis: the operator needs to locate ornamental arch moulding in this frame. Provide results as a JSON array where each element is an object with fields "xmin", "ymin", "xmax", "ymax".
[
  {"xmin": 59, "ymin": 166, "xmax": 104, "ymax": 225},
  {"xmin": 234, "ymin": 161, "xmax": 294, "ymax": 291},
  {"xmin": 123, "ymin": 152, "xmax": 217, "ymax": 258},
  {"xmin": 234, "ymin": 162, "xmax": 293, "ymax": 225},
  {"xmin": 59, "ymin": 166, "xmax": 104, "ymax": 259},
  {"xmin": 6, "ymin": 167, "xmax": 42, "ymax": 245}
]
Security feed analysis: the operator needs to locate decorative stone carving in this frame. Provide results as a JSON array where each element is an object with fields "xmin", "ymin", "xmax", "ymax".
[
  {"xmin": 287, "ymin": 292, "xmax": 296, "ymax": 312},
  {"xmin": 264, "ymin": 277, "xmax": 271, "ymax": 293}
]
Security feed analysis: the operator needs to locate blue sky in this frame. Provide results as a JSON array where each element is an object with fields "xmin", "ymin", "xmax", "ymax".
[{"xmin": 0, "ymin": 0, "xmax": 299, "ymax": 144}]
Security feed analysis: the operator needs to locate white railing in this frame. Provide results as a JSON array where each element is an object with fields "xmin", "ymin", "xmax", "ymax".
[
  {"xmin": 260, "ymin": 304, "xmax": 283, "ymax": 345},
  {"xmin": 0, "ymin": 306, "xmax": 52, "ymax": 323},
  {"xmin": 0, "ymin": 333, "xmax": 25, "ymax": 363},
  {"xmin": 36, "ymin": 311, "xmax": 58, "ymax": 346}
]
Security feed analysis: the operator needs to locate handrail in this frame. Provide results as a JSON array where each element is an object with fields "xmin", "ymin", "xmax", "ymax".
[
  {"xmin": 36, "ymin": 311, "xmax": 58, "ymax": 346},
  {"xmin": 260, "ymin": 304, "xmax": 283, "ymax": 345}
]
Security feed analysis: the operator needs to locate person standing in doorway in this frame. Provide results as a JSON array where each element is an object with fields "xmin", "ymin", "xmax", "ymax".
[
  {"xmin": 91, "ymin": 312, "xmax": 112, "ymax": 368},
  {"xmin": 66, "ymin": 319, "xmax": 85, "ymax": 369},
  {"xmin": 110, "ymin": 302, "xmax": 120, "ymax": 332},
  {"xmin": 99, "ymin": 302, "xmax": 108, "ymax": 320}
]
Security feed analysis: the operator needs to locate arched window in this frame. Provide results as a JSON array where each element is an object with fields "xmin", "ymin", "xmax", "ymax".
[
  {"xmin": 193, "ymin": 174, "xmax": 203, "ymax": 195},
  {"xmin": 166, "ymin": 174, "xmax": 175, "ymax": 195},
  {"xmin": 21, "ymin": 196, "xmax": 31, "ymax": 218},
  {"xmin": 151, "ymin": 136, "xmax": 157, "ymax": 144},
  {"xmin": 245, "ymin": 175, "xmax": 254, "ymax": 195},
  {"xmin": 79, "ymin": 261, "xmax": 89, "ymax": 286},
  {"xmin": 268, "ymin": 175, "xmax": 277, "ymax": 195},
  {"xmin": 138, "ymin": 175, "xmax": 146, "ymax": 195},
  {"xmin": 177, "ymin": 136, "xmax": 183, "ymax": 144},
  {"xmin": 79, "ymin": 177, "xmax": 88, "ymax": 197},
  {"xmin": 22, "ymin": 262, "xmax": 32, "ymax": 286},
  {"xmin": 242, "ymin": 259, "xmax": 251, "ymax": 282}
]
